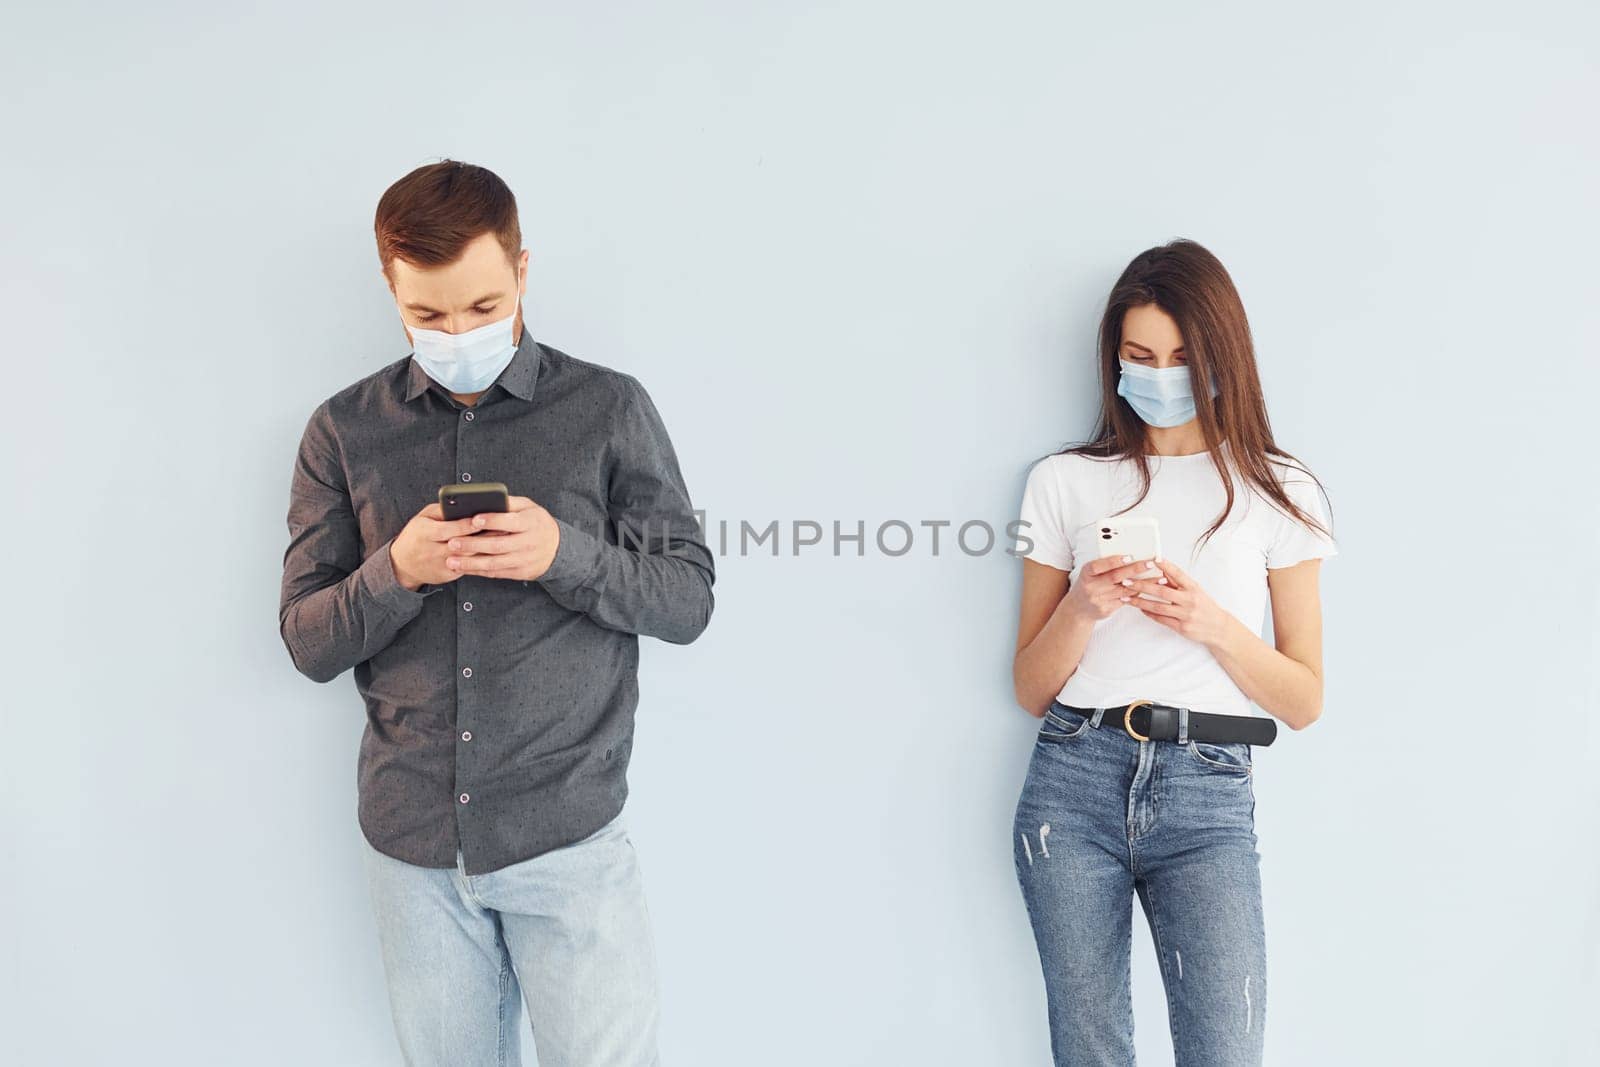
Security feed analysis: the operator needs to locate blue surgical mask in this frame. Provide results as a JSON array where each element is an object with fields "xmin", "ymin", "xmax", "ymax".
[
  {"xmin": 407, "ymin": 290, "xmax": 520, "ymax": 394},
  {"xmin": 1115, "ymin": 358, "xmax": 1219, "ymax": 427}
]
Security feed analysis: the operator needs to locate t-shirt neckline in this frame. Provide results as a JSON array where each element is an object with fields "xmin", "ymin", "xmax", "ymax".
[{"xmin": 1147, "ymin": 439, "xmax": 1227, "ymax": 461}]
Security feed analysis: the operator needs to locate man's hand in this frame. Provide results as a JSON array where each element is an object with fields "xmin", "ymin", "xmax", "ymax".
[
  {"xmin": 389, "ymin": 503, "xmax": 493, "ymax": 591},
  {"xmin": 438, "ymin": 495, "xmax": 562, "ymax": 581}
]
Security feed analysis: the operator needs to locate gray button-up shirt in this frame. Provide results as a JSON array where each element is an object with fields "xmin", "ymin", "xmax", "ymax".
[{"xmin": 278, "ymin": 326, "xmax": 714, "ymax": 874}]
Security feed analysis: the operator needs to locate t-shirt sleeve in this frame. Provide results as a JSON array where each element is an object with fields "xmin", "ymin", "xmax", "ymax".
[
  {"xmin": 1267, "ymin": 470, "xmax": 1338, "ymax": 569},
  {"xmin": 1018, "ymin": 457, "xmax": 1075, "ymax": 573}
]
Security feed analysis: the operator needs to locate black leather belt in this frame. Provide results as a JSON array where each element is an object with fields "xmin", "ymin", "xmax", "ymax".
[{"xmin": 1057, "ymin": 698, "xmax": 1277, "ymax": 747}]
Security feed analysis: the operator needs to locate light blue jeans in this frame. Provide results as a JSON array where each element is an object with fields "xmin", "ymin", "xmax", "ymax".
[
  {"xmin": 361, "ymin": 808, "xmax": 661, "ymax": 1067},
  {"xmin": 1014, "ymin": 702, "xmax": 1267, "ymax": 1065}
]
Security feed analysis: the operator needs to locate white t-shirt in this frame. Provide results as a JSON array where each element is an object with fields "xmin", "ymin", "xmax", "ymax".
[{"xmin": 1017, "ymin": 439, "xmax": 1337, "ymax": 718}]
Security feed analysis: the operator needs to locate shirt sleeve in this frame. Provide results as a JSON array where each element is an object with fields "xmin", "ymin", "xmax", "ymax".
[
  {"xmin": 1017, "ymin": 456, "xmax": 1075, "ymax": 573},
  {"xmin": 535, "ymin": 374, "xmax": 716, "ymax": 644},
  {"xmin": 1266, "ymin": 469, "xmax": 1338, "ymax": 569},
  {"xmin": 278, "ymin": 401, "xmax": 442, "ymax": 683}
]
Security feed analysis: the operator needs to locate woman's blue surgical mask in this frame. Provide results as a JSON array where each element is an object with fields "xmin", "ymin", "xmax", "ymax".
[
  {"xmin": 1115, "ymin": 358, "xmax": 1220, "ymax": 428},
  {"xmin": 407, "ymin": 289, "xmax": 520, "ymax": 394}
]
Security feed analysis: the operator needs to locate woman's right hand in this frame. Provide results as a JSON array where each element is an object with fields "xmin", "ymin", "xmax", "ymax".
[{"xmin": 1058, "ymin": 555, "xmax": 1166, "ymax": 623}]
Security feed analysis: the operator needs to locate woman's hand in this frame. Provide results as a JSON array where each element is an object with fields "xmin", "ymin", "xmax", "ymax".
[
  {"xmin": 1127, "ymin": 557, "xmax": 1237, "ymax": 649},
  {"xmin": 1014, "ymin": 554, "xmax": 1158, "ymax": 716},
  {"xmin": 1059, "ymin": 555, "xmax": 1165, "ymax": 624}
]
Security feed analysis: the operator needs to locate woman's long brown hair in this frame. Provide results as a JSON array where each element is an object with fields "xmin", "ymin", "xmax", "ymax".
[{"xmin": 1059, "ymin": 238, "xmax": 1333, "ymax": 557}]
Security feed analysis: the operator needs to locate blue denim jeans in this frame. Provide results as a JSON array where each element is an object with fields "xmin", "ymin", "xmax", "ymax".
[
  {"xmin": 361, "ymin": 808, "xmax": 661, "ymax": 1067},
  {"xmin": 1014, "ymin": 702, "xmax": 1266, "ymax": 1066}
]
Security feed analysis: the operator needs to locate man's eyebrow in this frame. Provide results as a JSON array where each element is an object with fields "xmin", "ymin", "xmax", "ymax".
[{"xmin": 404, "ymin": 291, "xmax": 506, "ymax": 312}]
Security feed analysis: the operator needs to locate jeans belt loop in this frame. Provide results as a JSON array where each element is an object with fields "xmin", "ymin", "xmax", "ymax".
[
  {"xmin": 1090, "ymin": 706, "xmax": 1107, "ymax": 729},
  {"xmin": 1177, "ymin": 706, "xmax": 1190, "ymax": 745}
]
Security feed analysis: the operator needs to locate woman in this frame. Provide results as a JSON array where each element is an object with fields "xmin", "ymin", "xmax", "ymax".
[{"xmin": 1011, "ymin": 239, "xmax": 1336, "ymax": 1066}]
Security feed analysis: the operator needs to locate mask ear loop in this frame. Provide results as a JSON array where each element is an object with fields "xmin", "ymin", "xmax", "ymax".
[
  {"xmin": 1178, "ymin": 707, "xmax": 1190, "ymax": 746},
  {"xmin": 514, "ymin": 266, "xmax": 533, "ymax": 337}
]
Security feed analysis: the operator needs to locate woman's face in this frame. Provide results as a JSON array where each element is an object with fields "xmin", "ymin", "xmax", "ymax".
[{"xmin": 1119, "ymin": 303, "xmax": 1186, "ymax": 369}]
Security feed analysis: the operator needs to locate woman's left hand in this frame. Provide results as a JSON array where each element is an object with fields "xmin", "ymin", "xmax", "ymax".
[{"xmin": 1127, "ymin": 557, "xmax": 1235, "ymax": 650}]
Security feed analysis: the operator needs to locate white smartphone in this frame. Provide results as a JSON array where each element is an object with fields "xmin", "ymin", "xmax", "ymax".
[{"xmin": 1094, "ymin": 515, "xmax": 1168, "ymax": 601}]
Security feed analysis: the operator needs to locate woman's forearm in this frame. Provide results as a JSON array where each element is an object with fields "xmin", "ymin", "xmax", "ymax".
[
  {"xmin": 1013, "ymin": 605, "xmax": 1097, "ymax": 718},
  {"xmin": 1209, "ymin": 615, "xmax": 1324, "ymax": 730}
]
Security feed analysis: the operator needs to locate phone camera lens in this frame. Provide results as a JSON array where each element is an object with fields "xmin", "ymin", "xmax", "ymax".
[
  {"xmin": 1101, "ymin": 527, "xmax": 1111, "ymax": 534},
  {"xmin": 1101, "ymin": 533, "xmax": 1112, "ymax": 540}
]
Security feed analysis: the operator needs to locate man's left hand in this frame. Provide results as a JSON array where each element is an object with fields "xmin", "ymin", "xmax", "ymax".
[{"xmin": 443, "ymin": 495, "xmax": 562, "ymax": 581}]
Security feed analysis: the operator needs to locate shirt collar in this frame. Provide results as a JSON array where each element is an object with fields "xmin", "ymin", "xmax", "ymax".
[{"xmin": 402, "ymin": 321, "xmax": 542, "ymax": 404}]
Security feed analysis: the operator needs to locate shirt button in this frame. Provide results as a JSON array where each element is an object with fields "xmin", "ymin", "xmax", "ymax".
[
  {"xmin": 461, "ymin": 730, "xmax": 472, "ymax": 742},
  {"xmin": 461, "ymin": 666, "xmax": 472, "ymax": 678},
  {"xmin": 463, "ymin": 411, "xmax": 475, "ymax": 421},
  {"xmin": 463, "ymin": 601, "xmax": 473, "ymax": 612},
  {"xmin": 459, "ymin": 792, "xmax": 470, "ymax": 804},
  {"xmin": 461, "ymin": 472, "xmax": 472, "ymax": 482}
]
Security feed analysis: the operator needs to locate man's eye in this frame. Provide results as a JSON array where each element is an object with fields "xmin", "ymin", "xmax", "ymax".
[{"xmin": 416, "ymin": 308, "xmax": 493, "ymax": 323}]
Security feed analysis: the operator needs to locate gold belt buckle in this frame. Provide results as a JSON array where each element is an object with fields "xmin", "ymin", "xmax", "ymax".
[{"xmin": 1123, "ymin": 698, "xmax": 1154, "ymax": 742}]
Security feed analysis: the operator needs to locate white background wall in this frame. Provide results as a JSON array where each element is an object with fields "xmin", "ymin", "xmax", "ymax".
[{"xmin": 3, "ymin": 2, "xmax": 1597, "ymax": 1063}]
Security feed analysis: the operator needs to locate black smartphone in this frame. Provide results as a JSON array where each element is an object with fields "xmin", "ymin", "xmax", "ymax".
[{"xmin": 439, "ymin": 481, "xmax": 509, "ymax": 521}]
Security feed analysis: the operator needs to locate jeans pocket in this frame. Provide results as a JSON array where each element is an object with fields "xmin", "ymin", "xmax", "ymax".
[
  {"xmin": 1038, "ymin": 705, "xmax": 1093, "ymax": 743},
  {"xmin": 1186, "ymin": 739, "xmax": 1253, "ymax": 774}
]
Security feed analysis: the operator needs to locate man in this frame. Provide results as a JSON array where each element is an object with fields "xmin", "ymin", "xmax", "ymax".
[{"xmin": 278, "ymin": 159, "xmax": 714, "ymax": 1066}]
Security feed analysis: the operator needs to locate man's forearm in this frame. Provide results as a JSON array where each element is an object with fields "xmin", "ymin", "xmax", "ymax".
[
  {"xmin": 280, "ymin": 538, "xmax": 433, "ymax": 682},
  {"xmin": 537, "ymin": 517, "xmax": 714, "ymax": 644}
]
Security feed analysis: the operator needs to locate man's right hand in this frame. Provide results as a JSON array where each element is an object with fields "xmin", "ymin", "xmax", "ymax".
[{"xmin": 388, "ymin": 503, "xmax": 494, "ymax": 591}]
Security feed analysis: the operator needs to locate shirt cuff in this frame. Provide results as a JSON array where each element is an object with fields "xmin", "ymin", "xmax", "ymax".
[
  {"xmin": 538, "ymin": 515, "xmax": 602, "ymax": 593},
  {"xmin": 358, "ymin": 536, "xmax": 434, "ymax": 612}
]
